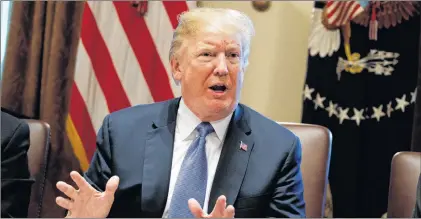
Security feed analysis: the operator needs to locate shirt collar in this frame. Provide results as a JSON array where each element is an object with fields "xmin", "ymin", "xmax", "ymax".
[{"xmin": 176, "ymin": 98, "xmax": 233, "ymax": 141}]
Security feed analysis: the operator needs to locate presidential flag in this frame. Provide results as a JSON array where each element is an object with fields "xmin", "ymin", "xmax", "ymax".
[
  {"xmin": 411, "ymin": 12, "xmax": 421, "ymax": 153},
  {"xmin": 66, "ymin": 1, "xmax": 196, "ymax": 171},
  {"xmin": 303, "ymin": 1, "xmax": 421, "ymax": 217}
]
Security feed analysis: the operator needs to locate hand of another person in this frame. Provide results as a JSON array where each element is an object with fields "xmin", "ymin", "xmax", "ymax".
[
  {"xmin": 55, "ymin": 171, "xmax": 119, "ymax": 218},
  {"xmin": 189, "ymin": 195, "xmax": 235, "ymax": 218}
]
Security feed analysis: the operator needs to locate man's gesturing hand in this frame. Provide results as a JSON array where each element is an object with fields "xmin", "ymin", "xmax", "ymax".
[
  {"xmin": 189, "ymin": 195, "xmax": 235, "ymax": 218},
  {"xmin": 55, "ymin": 171, "xmax": 120, "ymax": 218}
]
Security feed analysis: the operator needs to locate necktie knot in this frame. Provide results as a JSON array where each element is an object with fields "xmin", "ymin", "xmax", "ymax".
[{"xmin": 196, "ymin": 122, "xmax": 214, "ymax": 138}]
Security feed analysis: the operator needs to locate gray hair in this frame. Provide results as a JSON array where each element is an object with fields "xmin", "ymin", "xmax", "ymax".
[{"xmin": 169, "ymin": 7, "xmax": 255, "ymax": 68}]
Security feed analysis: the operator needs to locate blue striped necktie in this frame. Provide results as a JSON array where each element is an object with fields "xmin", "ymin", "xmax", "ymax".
[{"xmin": 168, "ymin": 122, "xmax": 215, "ymax": 218}]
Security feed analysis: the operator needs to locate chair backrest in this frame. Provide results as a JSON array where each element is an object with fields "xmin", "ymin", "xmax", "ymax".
[
  {"xmin": 24, "ymin": 119, "xmax": 51, "ymax": 218},
  {"xmin": 278, "ymin": 122, "xmax": 332, "ymax": 218},
  {"xmin": 387, "ymin": 151, "xmax": 421, "ymax": 218}
]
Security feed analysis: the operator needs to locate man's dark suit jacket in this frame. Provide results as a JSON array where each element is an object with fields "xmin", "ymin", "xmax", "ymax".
[
  {"xmin": 84, "ymin": 98, "xmax": 306, "ymax": 218},
  {"xmin": 1, "ymin": 111, "xmax": 34, "ymax": 218},
  {"xmin": 414, "ymin": 173, "xmax": 421, "ymax": 218}
]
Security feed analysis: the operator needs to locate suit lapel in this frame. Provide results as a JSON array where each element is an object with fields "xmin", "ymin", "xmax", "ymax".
[
  {"xmin": 208, "ymin": 105, "xmax": 254, "ymax": 211},
  {"xmin": 141, "ymin": 98, "xmax": 180, "ymax": 217}
]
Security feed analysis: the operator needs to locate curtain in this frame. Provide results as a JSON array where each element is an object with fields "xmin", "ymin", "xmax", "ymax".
[{"xmin": 1, "ymin": 1, "xmax": 85, "ymax": 217}]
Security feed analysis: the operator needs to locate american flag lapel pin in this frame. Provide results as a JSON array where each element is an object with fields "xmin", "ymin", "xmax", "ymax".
[{"xmin": 239, "ymin": 141, "xmax": 248, "ymax": 151}]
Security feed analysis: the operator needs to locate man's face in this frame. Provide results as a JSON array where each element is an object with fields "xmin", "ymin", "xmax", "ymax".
[{"xmin": 172, "ymin": 29, "xmax": 244, "ymax": 121}]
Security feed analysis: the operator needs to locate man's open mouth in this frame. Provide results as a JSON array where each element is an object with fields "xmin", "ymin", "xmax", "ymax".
[{"xmin": 209, "ymin": 85, "xmax": 227, "ymax": 92}]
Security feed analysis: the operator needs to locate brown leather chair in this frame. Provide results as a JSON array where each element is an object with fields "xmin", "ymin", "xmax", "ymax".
[
  {"xmin": 278, "ymin": 122, "xmax": 332, "ymax": 218},
  {"xmin": 24, "ymin": 119, "xmax": 51, "ymax": 218},
  {"xmin": 387, "ymin": 151, "xmax": 421, "ymax": 218}
]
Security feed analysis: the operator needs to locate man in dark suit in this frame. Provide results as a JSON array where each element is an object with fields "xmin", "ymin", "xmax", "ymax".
[
  {"xmin": 1, "ymin": 110, "xmax": 34, "ymax": 218},
  {"xmin": 55, "ymin": 7, "xmax": 306, "ymax": 218},
  {"xmin": 413, "ymin": 173, "xmax": 421, "ymax": 218}
]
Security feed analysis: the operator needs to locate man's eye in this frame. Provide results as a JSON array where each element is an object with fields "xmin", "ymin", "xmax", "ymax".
[
  {"xmin": 228, "ymin": 53, "xmax": 240, "ymax": 58},
  {"xmin": 201, "ymin": 52, "xmax": 212, "ymax": 57}
]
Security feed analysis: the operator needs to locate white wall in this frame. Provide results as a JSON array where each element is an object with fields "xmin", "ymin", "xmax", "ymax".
[
  {"xmin": 1, "ymin": 1, "xmax": 12, "ymax": 77},
  {"xmin": 201, "ymin": 1, "xmax": 314, "ymax": 122}
]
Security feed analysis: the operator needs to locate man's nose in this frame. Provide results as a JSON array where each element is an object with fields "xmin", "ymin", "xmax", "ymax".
[{"xmin": 213, "ymin": 54, "xmax": 228, "ymax": 76}]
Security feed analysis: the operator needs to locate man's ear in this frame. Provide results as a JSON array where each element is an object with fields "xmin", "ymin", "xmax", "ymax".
[{"xmin": 171, "ymin": 57, "xmax": 182, "ymax": 84}]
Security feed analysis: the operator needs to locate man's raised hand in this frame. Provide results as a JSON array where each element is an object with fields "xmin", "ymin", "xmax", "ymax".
[
  {"xmin": 188, "ymin": 195, "xmax": 235, "ymax": 218},
  {"xmin": 55, "ymin": 171, "xmax": 119, "ymax": 218}
]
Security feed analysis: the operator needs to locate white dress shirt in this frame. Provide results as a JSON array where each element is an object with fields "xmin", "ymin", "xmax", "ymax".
[{"xmin": 162, "ymin": 99, "xmax": 233, "ymax": 217}]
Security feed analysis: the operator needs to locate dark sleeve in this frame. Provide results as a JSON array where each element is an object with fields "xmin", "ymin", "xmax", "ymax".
[
  {"xmin": 84, "ymin": 115, "xmax": 113, "ymax": 192},
  {"xmin": 1, "ymin": 121, "xmax": 34, "ymax": 218},
  {"xmin": 413, "ymin": 174, "xmax": 421, "ymax": 218},
  {"xmin": 267, "ymin": 136, "xmax": 306, "ymax": 218},
  {"xmin": 83, "ymin": 115, "xmax": 123, "ymax": 217}
]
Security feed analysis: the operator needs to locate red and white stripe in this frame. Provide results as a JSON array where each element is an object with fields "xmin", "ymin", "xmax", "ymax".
[
  {"xmin": 325, "ymin": 1, "xmax": 364, "ymax": 27},
  {"xmin": 67, "ymin": 1, "xmax": 196, "ymax": 170}
]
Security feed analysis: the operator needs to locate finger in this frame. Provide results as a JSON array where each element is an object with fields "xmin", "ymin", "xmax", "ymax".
[
  {"xmin": 70, "ymin": 171, "xmax": 91, "ymax": 191},
  {"xmin": 56, "ymin": 181, "xmax": 78, "ymax": 200},
  {"xmin": 55, "ymin": 196, "xmax": 74, "ymax": 210},
  {"xmin": 223, "ymin": 205, "xmax": 235, "ymax": 218},
  {"xmin": 104, "ymin": 176, "xmax": 120, "ymax": 197},
  {"xmin": 212, "ymin": 195, "xmax": 227, "ymax": 216},
  {"xmin": 188, "ymin": 198, "xmax": 205, "ymax": 218}
]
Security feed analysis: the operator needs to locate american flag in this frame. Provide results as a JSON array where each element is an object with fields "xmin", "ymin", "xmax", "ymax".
[
  {"xmin": 325, "ymin": 1, "xmax": 367, "ymax": 27},
  {"xmin": 240, "ymin": 141, "xmax": 248, "ymax": 151},
  {"xmin": 66, "ymin": 1, "xmax": 196, "ymax": 170}
]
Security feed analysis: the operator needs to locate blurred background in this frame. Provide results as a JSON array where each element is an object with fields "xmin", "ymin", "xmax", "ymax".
[{"xmin": 1, "ymin": 1, "xmax": 420, "ymax": 218}]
